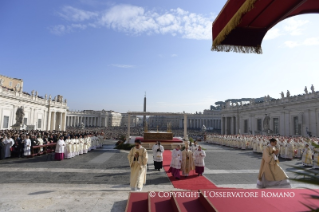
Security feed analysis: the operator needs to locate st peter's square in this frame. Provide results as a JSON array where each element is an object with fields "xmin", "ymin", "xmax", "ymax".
[{"xmin": 1, "ymin": 1, "xmax": 319, "ymax": 211}]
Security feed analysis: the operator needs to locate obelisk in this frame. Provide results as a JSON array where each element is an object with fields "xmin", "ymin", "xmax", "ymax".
[{"xmin": 143, "ymin": 93, "xmax": 146, "ymax": 128}]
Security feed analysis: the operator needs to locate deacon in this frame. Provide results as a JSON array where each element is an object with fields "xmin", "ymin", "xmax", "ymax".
[
  {"xmin": 181, "ymin": 145, "xmax": 194, "ymax": 178},
  {"xmin": 55, "ymin": 136, "xmax": 65, "ymax": 161},
  {"xmin": 257, "ymin": 138, "xmax": 291, "ymax": 188},
  {"xmin": 128, "ymin": 140, "xmax": 148, "ymax": 191},
  {"xmin": 168, "ymin": 145, "xmax": 182, "ymax": 179},
  {"xmin": 193, "ymin": 145, "xmax": 206, "ymax": 176},
  {"xmin": 152, "ymin": 141, "xmax": 164, "ymax": 171}
]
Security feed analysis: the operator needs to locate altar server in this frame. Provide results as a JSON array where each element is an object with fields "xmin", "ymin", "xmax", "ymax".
[
  {"xmin": 152, "ymin": 141, "xmax": 164, "ymax": 171},
  {"xmin": 257, "ymin": 138, "xmax": 291, "ymax": 188},
  {"xmin": 168, "ymin": 145, "xmax": 182, "ymax": 179},
  {"xmin": 55, "ymin": 136, "xmax": 65, "ymax": 161},
  {"xmin": 181, "ymin": 145, "xmax": 194, "ymax": 177},
  {"xmin": 193, "ymin": 145, "xmax": 206, "ymax": 176},
  {"xmin": 128, "ymin": 140, "xmax": 148, "ymax": 191}
]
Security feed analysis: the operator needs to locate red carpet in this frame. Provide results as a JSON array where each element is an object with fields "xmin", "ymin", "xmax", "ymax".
[
  {"xmin": 125, "ymin": 192, "xmax": 148, "ymax": 212},
  {"xmin": 163, "ymin": 150, "xmax": 219, "ymax": 190},
  {"xmin": 202, "ymin": 189, "xmax": 319, "ymax": 212}
]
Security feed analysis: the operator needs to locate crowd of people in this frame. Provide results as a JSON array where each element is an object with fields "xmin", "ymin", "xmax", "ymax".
[
  {"xmin": 168, "ymin": 141, "xmax": 206, "ymax": 179},
  {"xmin": 0, "ymin": 129, "xmax": 105, "ymax": 160},
  {"xmin": 207, "ymin": 134, "xmax": 319, "ymax": 168},
  {"xmin": 127, "ymin": 140, "xmax": 206, "ymax": 191}
]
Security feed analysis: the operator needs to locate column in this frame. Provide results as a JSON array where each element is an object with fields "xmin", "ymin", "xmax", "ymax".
[
  {"xmin": 221, "ymin": 117, "xmax": 224, "ymax": 134},
  {"xmin": 236, "ymin": 115, "xmax": 239, "ymax": 134},
  {"xmin": 230, "ymin": 117, "xmax": 234, "ymax": 134},
  {"xmin": 59, "ymin": 112, "xmax": 62, "ymax": 130},
  {"xmin": 62, "ymin": 112, "xmax": 66, "ymax": 131},
  {"xmin": 183, "ymin": 114, "xmax": 188, "ymax": 141},
  {"xmin": 47, "ymin": 109, "xmax": 51, "ymax": 130},
  {"xmin": 11, "ymin": 105, "xmax": 16, "ymax": 127},
  {"xmin": 225, "ymin": 117, "xmax": 228, "ymax": 135},
  {"xmin": 126, "ymin": 115, "xmax": 131, "ymax": 141},
  {"xmin": 53, "ymin": 111, "xmax": 56, "ymax": 130}
]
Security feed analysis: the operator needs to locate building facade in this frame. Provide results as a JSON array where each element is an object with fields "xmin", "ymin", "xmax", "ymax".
[
  {"xmin": 148, "ymin": 109, "xmax": 222, "ymax": 130},
  {"xmin": 66, "ymin": 110, "xmax": 137, "ymax": 127},
  {"xmin": 220, "ymin": 88, "xmax": 319, "ymax": 137},
  {"xmin": 0, "ymin": 74, "xmax": 23, "ymax": 92},
  {"xmin": 0, "ymin": 82, "xmax": 68, "ymax": 131}
]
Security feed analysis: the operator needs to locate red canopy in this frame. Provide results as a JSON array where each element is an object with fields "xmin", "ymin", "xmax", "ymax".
[{"xmin": 212, "ymin": 0, "xmax": 319, "ymax": 54}]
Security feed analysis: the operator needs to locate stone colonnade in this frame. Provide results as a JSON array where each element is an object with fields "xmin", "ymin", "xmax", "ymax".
[
  {"xmin": 66, "ymin": 115, "xmax": 106, "ymax": 127},
  {"xmin": 47, "ymin": 111, "xmax": 67, "ymax": 131},
  {"xmin": 185, "ymin": 118, "xmax": 221, "ymax": 129}
]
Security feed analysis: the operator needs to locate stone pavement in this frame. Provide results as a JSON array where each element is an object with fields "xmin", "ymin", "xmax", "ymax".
[
  {"xmin": 199, "ymin": 142, "xmax": 319, "ymax": 189},
  {"xmin": 0, "ymin": 140, "xmax": 177, "ymax": 212},
  {"xmin": 1, "ymin": 140, "xmax": 318, "ymax": 211}
]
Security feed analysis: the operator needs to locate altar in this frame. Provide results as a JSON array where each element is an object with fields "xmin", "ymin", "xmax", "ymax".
[{"xmin": 143, "ymin": 132, "xmax": 173, "ymax": 140}]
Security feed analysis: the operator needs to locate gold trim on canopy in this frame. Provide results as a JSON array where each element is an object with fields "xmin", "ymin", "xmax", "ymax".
[{"xmin": 212, "ymin": 0, "xmax": 259, "ymax": 53}]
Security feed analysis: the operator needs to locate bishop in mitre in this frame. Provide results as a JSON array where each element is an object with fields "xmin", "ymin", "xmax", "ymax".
[
  {"xmin": 181, "ymin": 144, "xmax": 194, "ymax": 178},
  {"xmin": 257, "ymin": 138, "xmax": 291, "ymax": 188},
  {"xmin": 128, "ymin": 140, "xmax": 148, "ymax": 191}
]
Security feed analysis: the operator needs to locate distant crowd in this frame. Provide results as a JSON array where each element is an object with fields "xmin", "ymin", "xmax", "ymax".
[
  {"xmin": 0, "ymin": 129, "xmax": 105, "ymax": 160},
  {"xmin": 207, "ymin": 134, "xmax": 319, "ymax": 168}
]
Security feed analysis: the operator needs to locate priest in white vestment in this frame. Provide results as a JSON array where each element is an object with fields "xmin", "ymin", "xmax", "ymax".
[
  {"xmin": 168, "ymin": 145, "xmax": 182, "ymax": 179},
  {"xmin": 285, "ymin": 140, "xmax": 294, "ymax": 160},
  {"xmin": 64, "ymin": 136, "xmax": 72, "ymax": 159},
  {"xmin": 83, "ymin": 135, "xmax": 88, "ymax": 154},
  {"xmin": 128, "ymin": 140, "xmax": 148, "ymax": 191},
  {"xmin": 152, "ymin": 141, "xmax": 164, "ymax": 171},
  {"xmin": 313, "ymin": 145, "xmax": 319, "ymax": 169},
  {"xmin": 193, "ymin": 145, "xmax": 206, "ymax": 176},
  {"xmin": 257, "ymin": 138, "xmax": 291, "ymax": 188},
  {"xmin": 79, "ymin": 135, "xmax": 84, "ymax": 155},
  {"xmin": 302, "ymin": 144, "xmax": 313, "ymax": 166},
  {"xmin": 23, "ymin": 135, "xmax": 31, "ymax": 156},
  {"xmin": 3, "ymin": 135, "xmax": 14, "ymax": 158},
  {"xmin": 181, "ymin": 145, "xmax": 194, "ymax": 177},
  {"xmin": 55, "ymin": 136, "xmax": 65, "ymax": 161}
]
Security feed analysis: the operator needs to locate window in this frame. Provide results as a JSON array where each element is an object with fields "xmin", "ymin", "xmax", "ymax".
[
  {"xmin": 9, "ymin": 81, "xmax": 12, "ymax": 87},
  {"xmin": 257, "ymin": 119, "xmax": 262, "ymax": 131},
  {"xmin": 38, "ymin": 119, "xmax": 42, "ymax": 128},
  {"xmin": 24, "ymin": 118, "xmax": 27, "ymax": 125},
  {"xmin": 273, "ymin": 118, "xmax": 279, "ymax": 134},
  {"xmin": 3, "ymin": 116, "xmax": 9, "ymax": 128},
  {"xmin": 244, "ymin": 120, "xmax": 248, "ymax": 133}
]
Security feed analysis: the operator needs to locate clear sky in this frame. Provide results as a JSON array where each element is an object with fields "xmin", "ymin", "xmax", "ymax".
[{"xmin": 1, "ymin": 0, "xmax": 318, "ymax": 113}]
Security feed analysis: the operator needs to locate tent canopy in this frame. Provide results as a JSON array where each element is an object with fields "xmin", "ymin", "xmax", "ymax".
[{"xmin": 212, "ymin": 0, "xmax": 319, "ymax": 54}]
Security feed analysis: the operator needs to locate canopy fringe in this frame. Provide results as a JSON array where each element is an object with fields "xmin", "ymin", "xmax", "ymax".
[
  {"xmin": 211, "ymin": 45, "xmax": 262, "ymax": 54},
  {"xmin": 212, "ymin": 0, "xmax": 258, "ymax": 48}
]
